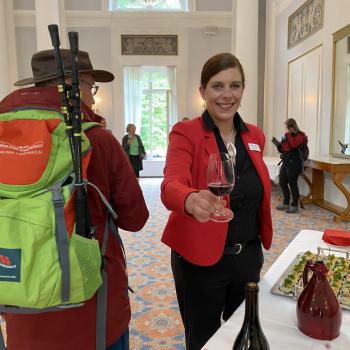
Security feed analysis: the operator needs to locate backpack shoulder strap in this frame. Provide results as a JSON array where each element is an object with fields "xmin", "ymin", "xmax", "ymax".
[{"xmin": 82, "ymin": 121, "xmax": 101, "ymax": 132}]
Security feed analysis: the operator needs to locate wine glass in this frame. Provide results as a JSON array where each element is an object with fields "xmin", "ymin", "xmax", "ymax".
[{"xmin": 207, "ymin": 152, "xmax": 235, "ymax": 222}]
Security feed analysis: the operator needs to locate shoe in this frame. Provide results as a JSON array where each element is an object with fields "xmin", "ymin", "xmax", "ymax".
[
  {"xmin": 286, "ymin": 206, "xmax": 298, "ymax": 213},
  {"xmin": 276, "ymin": 204, "xmax": 289, "ymax": 211}
]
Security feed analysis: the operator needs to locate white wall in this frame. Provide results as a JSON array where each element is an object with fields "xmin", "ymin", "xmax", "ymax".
[
  {"xmin": 187, "ymin": 26, "xmax": 232, "ymax": 119},
  {"xmin": 196, "ymin": 0, "xmax": 232, "ymax": 12},
  {"xmin": 13, "ymin": 0, "xmax": 35, "ymax": 10},
  {"xmin": 7, "ymin": 6, "xmax": 232, "ymax": 144},
  {"xmin": 15, "ymin": 27, "xmax": 37, "ymax": 80},
  {"xmin": 64, "ymin": 0, "xmax": 101, "ymax": 11},
  {"xmin": 265, "ymin": 0, "xmax": 350, "ymax": 208}
]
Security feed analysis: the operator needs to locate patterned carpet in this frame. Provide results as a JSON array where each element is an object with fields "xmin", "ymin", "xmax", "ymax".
[
  {"xmin": 1, "ymin": 178, "xmax": 349, "ymax": 349},
  {"xmin": 123, "ymin": 178, "xmax": 349, "ymax": 350}
]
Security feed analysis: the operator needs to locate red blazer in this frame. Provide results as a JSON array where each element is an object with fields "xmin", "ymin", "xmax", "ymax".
[{"xmin": 161, "ymin": 117, "xmax": 273, "ymax": 266}]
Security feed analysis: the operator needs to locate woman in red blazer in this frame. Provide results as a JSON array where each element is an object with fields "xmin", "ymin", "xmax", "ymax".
[{"xmin": 161, "ymin": 53, "xmax": 273, "ymax": 350}]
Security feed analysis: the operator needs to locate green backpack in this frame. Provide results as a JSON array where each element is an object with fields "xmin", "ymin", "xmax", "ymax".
[{"xmin": 0, "ymin": 108, "xmax": 116, "ymax": 349}]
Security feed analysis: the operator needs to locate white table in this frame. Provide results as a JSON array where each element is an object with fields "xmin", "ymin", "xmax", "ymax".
[
  {"xmin": 263, "ymin": 156, "xmax": 281, "ymax": 184},
  {"xmin": 202, "ymin": 230, "xmax": 350, "ymax": 350}
]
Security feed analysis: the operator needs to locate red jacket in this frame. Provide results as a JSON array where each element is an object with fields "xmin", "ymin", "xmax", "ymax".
[
  {"xmin": 161, "ymin": 117, "xmax": 273, "ymax": 266},
  {"xmin": 279, "ymin": 132, "xmax": 305, "ymax": 152},
  {"xmin": 0, "ymin": 87, "xmax": 149, "ymax": 350}
]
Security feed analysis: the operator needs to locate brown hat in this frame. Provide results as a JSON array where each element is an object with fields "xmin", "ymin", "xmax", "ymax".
[{"xmin": 14, "ymin": 49, "xmax": 114, "ymax": 86}]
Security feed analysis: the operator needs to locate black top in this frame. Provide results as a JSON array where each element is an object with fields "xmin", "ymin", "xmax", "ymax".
[{"xmin": 202, "ymin": 110, "xmax": 263, "ymax": 245}]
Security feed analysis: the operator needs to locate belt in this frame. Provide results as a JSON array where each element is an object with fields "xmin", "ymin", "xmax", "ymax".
[{"xmin": 223, "ymin": 237, "xmax": 260, "ymax": 255}]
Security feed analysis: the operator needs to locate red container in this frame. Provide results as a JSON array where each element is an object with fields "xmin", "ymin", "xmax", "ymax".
[{"xmin": 297, "ymin": 260, "xmax": 342, "ymax": 340}]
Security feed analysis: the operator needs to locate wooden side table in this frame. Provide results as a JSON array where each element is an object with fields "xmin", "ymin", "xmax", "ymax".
[{"xmin": 301, "ymin": 156, "xmax": 350, "ymax": 222}]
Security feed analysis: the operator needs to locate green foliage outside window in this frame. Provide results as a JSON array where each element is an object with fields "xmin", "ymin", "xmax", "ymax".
[{"xmin": 140, "ymin": 70, "xmax": 169, "ymax": 159}]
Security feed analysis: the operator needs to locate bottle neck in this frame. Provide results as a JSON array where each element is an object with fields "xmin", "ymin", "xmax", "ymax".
[{"xmin": 244, "ymin": 289, "xmax": 260, "ymax": 324}]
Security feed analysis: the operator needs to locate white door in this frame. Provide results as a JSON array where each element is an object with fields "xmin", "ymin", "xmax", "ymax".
[{"xmin": 288, "ymin": 46, "xmax": 322, "ymax": 157}]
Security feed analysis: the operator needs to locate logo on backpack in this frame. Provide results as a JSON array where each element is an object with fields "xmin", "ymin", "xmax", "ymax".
[
  {"xmin": 0, "ymin": 140, "xmax": 44, "ymax": 156},
  {"xmin": 0, "ymin": 248, "xmax": 21, "ymax": 282}
]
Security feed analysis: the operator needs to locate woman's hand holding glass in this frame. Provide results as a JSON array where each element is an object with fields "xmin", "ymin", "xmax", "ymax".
[
  {"xmin": 207, "ymin": 152, "xmax": 235, "ymax": 222},
  {"xmin": 184, "ymin": 190, "xmax": 227, "ymax": 223}
]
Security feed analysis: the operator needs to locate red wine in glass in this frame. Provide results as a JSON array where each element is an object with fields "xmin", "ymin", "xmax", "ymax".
[
  {"xmin": 207, "ymin": 152, "xmax": 235, "ymax": 222},
  {"xmin": 208, "ymin": 183, "xmax": 234, "ymax": 196}
]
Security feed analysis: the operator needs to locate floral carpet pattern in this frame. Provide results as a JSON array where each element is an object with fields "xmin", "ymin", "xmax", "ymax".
[
  {"xmin": 1, "ymin": 178, "xmax": 348, "ymax": 349},
  {"xmin": 123, "ymin": 178, "xmax": 349, "ymax": 349}
]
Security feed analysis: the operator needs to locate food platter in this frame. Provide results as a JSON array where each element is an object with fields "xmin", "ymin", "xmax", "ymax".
[{"xmin": 271, "ymin": 247, "xmax": 350, "ymax": 310}]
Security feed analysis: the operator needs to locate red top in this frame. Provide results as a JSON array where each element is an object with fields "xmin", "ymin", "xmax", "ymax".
[
  {"xmin": 279, "ymin": 132, "xmax": 305, "ymax": 152},
  {"xmin": 0, "ymin": 87, "xmax": 149, "ymax": 350},
  {"xmin": 161, "ymin": 117, "xmax": 273, "ymax": 266}
]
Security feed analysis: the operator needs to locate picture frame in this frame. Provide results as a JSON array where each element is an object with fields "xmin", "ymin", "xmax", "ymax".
[
  {"xmin": 288, "ymin": 0, "xmax": 324, "ymax": 49},
  {"xmin": 121, "ymin": 35, "xmax": 178, "ymax": 55}
]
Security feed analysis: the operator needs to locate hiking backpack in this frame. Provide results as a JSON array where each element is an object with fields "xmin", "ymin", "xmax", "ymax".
[{"xmin": 0, "ymin": 108, "xmax": 118, "ymax": 349}]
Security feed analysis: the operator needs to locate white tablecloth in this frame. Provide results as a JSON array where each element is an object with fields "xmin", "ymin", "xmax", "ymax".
[
  {"xmin": 202, "ymin": 230, "xmax": 350, "ymax": 350},
  {"xmin": 263, "ymin": 156, "xmax": 281, "ymax": 184}
]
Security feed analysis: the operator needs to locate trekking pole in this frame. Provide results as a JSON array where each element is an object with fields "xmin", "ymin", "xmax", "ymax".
[
  {"xmin": 68, "ymin": 31, "xmax": 90, "ymax": 238},
  {"xmin": 48, "ymin": 24, "xmax": 75, "ymax": 166}
]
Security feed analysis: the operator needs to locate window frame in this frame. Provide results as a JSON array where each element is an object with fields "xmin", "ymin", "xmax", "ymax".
[{"xmin": 109, "ymin": 0, "xmax": 189, "ymax": 12}]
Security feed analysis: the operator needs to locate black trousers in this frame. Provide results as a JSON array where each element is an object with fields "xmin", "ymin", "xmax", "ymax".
[
  {"xmin": 279, "ymin": 158, "xmax": 302, "ymax": 206},
  {"xmin": 171, "ymin": 240, "xmax": 263, "ymax": 350},
  {"xmin": 128, "ymin": 155, "xmax": 142, "ymax": 178}
]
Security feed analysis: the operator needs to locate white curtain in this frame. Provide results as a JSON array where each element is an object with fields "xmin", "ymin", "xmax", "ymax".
[
  {"xmin": 166, "ymin": 66, "xmax": 178, "ymax": 128},
  {"xmin": 108, "ymin": 0, "xmax": 117, "ymax": 11},
  {"xmin": 124, "ymin": 65, "xmax": 177, "ymax": 132},
  {"xmin": 123, "ymin": 67, "xmax": 143, "ymax": 131}
]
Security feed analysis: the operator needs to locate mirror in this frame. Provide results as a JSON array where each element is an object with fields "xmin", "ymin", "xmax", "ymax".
[{"xmin": 331, "ymin": 24, "xmax": 350, "ymax": 157}]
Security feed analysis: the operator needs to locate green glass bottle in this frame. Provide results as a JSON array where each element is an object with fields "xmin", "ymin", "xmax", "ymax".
[{"xmin": 232, "ymin": 282, "xmax": 270, "ymax": 350}]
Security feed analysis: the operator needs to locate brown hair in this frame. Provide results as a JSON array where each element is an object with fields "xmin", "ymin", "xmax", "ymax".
[
  {"xmin": 200, "ymin": 53, "xmax": 245, "ymax": 89},
  {"xmin": 285, "ymin": 118, "xmax": 300, "ymax": 133},
  {"xmin": 126, "ymin": 123, "xmax": 136, "ymax": 133}
]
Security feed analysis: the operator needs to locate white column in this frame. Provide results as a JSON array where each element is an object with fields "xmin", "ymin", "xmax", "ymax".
[
  {"xmin": 0, "ymin": 0, "xmax": 11, "ymax": 99},
  {"xmin": 264, "ymin": 0, "xmax": 277, "ymax": 155},
  {"xmin": 232, "ymin": 0, "xmax": 259, "ymax": 125},
  {"xmin": 35, "ymin": 0, "xmax": 66, "ymax": 51}
]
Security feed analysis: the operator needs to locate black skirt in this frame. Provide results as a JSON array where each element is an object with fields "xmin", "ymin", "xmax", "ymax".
[{"xmin": 129, "ymin": 154, "xmax": 143, "ymax": 172}]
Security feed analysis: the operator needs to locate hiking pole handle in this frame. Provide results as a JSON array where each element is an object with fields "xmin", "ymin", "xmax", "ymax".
[
  {"xmin": 68, "ymin": 31, "xmax": 89, "ymax": 238},
  {"xmin": 48, "ymin": 24, "xmax": 67, "ymax": 97},
  {"xmin": 68, "ymin": 31, "xmax": 82, "ymax": 180},
  {"xmin": 48, "ymin": 24, "xmax": 60, "ymax": 47},
  {"xmin": 48, "ymin": 24, "xmax": 76, "ymax": 165}
]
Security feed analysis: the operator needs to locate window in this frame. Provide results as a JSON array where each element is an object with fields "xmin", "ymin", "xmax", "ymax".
[
  {"xmin": 124, "ymin": 66, "xmax": 177, "ymax": 159},
  {"xmin": 109, "ymin": 0, "xmax": 188, "ymax": 11}
]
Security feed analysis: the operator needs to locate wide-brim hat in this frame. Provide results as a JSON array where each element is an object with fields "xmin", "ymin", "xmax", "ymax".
[{"xmin": 14, "ymin": 49, "xmax": 114, "ymax": 86}]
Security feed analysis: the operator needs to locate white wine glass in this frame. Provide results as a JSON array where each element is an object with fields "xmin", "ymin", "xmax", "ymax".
[{"xmin": 207, "ymin": 152, "xmax": 235, "ymax": 222}]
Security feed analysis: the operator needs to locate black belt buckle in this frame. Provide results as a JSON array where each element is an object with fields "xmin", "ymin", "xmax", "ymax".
[{"xmin": 231, "ymin": 243, "xmax": 243, "ymax": 255}]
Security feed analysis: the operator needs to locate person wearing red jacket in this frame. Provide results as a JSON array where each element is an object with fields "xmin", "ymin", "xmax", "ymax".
[
  {"xmin": 272, "ymin": 118, "xmax": 306, "ymax": 213},
  {"xmin": 161, "ymin": 53, "xmax": 273, "ymax": 350},
  {"xmin": 0, "ymin": 49, "xmax": 149, "ymax": 350}
]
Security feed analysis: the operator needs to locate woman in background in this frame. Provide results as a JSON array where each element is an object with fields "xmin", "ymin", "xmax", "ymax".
[
  {"xmin": 272, "ymin": 118, "xmax": 307, "ymax": 213},
  {"xmin": 122, "ymin": 123, "xmax": 146, "ymax": 178}
]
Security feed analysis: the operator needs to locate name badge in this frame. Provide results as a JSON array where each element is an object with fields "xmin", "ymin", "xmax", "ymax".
[{"xmin": 248, "ymin": 143, "xmax": 261, "ymax": 152}]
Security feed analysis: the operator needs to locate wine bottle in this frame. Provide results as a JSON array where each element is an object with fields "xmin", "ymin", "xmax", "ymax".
[{"xmin": 232, "ymin": 282, "xmax": 270, "ymax": 350}]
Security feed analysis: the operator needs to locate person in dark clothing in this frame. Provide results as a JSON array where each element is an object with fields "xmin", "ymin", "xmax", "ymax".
[
  {"xmin": 161, "ymin": 53, "xmax": 273, "ymax": 350},
  {"xmin": 122, "ymin": 124, "xmax": 146, "ymax": 178},
  {"xmin": 272, "ymin": 118, "xmax": 306, "ymax": 213},
  {"xmin": 0, "ymin": 49, "xmax": 149, "ymax": 350}
]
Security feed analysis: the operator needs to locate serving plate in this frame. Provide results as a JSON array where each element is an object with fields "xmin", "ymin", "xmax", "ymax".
[
  {"xmin": 271, "ymin": 247, "xmax": 350, "ymax": 310},
  {"xmin": 321, "ymin": 240, "xmax": 350, "ymax": 252}
]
